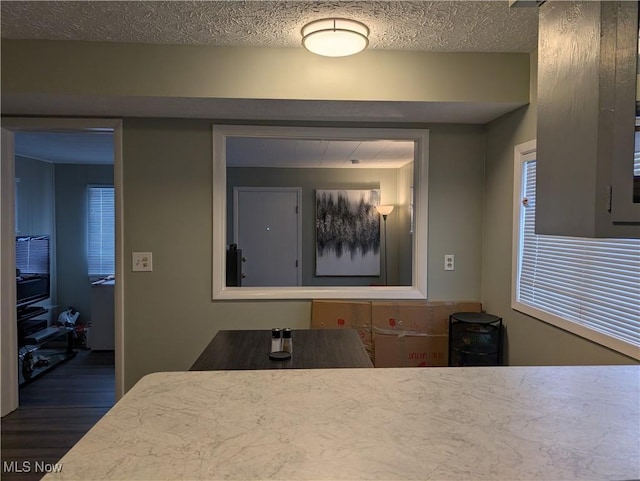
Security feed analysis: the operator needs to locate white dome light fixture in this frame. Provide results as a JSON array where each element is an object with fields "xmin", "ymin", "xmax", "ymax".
[{"xmin": 301, "ymin": 18, "xmax": 370, "ymax": 57}]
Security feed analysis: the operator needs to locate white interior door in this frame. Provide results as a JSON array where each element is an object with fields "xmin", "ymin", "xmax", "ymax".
[
  {"xmin": 233, "ymin": 188, "xmax": 301, "ymax": 287},
  {"xmin": 1, "ymin": 128, "xmax": 18, "ymax": 416}
]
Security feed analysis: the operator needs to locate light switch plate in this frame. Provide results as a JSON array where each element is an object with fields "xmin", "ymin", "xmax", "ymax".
[{"xmin": 132, "ymin": 252, "xmax": 153, "ymax": 272}]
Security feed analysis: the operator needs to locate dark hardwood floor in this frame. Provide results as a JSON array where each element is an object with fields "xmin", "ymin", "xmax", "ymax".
[{"xmin": 1, "ymin": 350, "xmax": 115, "ymax": 481}]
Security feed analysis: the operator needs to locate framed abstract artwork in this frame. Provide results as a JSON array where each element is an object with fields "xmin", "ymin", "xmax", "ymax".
[{"xmin": 315, "ymin": 189, "xmax": 381, "ymax": 276}]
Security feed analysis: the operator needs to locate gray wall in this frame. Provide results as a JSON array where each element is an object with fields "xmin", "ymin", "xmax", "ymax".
[
  {"xmin": 227, "ymin": 166, "xmax": 410, "ymax": 286},
  {"xmin": 54, "ymin": 163, "xmax": 114, "ymax": 324},
  {"xmin": 15, "ymin": 157, "xmax": 116, "ymax": 326},
  {"xmin": 14, "ymin": 155, "xmax": 56, "ymax": 311},
  {"xmin": 15, "ymin": 156, "xmax": 55, "ymax": 238},
  {"xmin": 427, "ymin": 125, "xmax": 485, "ymax": 300},
  {"xmin": 482, "ymin": 51, "xmax": 637, "ymax": 365},
  {"xmin": 10, "ymin": 38, "xmax": 635, "ymax": 391},
  {"xmin": 122, "ymin": 119, "xmax": 485, "ymax": 389},
  {"xmin": 1, "ymin": 40, "xmax": 530, "ymax": 106}
]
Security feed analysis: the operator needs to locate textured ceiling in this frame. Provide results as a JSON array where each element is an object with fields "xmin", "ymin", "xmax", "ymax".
[{"xmin": 1, "ymin": 1, "xmax": 539, "ymax": 53}]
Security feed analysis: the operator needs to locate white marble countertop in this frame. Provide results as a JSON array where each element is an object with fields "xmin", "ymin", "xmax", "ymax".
[{"xmin": 44, "ymin": 366, "xmax": 639, "ymax": 480}]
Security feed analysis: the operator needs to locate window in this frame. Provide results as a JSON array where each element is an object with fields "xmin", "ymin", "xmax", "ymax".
[
  {"xmin": 88, "ymin": 186, "xmax": 115, "ymax": 277},
  {"xmin": 212, "ymin": 125, "xmax": 429, "ymax": 300},
  {"xmin": 512, "ymin": 141, "xmax": 640, "ymax": 359}
]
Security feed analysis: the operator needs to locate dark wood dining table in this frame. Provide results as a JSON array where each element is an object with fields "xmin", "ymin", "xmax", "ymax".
[{"xmin": 190, "ymin": 328, "xmax": 373, "ymax": 370}]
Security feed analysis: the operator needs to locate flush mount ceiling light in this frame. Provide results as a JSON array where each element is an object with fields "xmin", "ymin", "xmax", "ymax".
[{"xmin": 301, "ymin": 18, "xmax": 370, "ymax": 57}]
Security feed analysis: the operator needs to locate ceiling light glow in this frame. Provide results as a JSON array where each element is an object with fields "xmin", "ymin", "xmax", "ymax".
[{"xmin": 301, "ymin": 18, "xmax": 369, "ymax": 57}]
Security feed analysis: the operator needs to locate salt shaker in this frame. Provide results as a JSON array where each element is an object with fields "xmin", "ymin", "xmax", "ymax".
[
  {"xmin": 282, "ymin": 328, "xmax": 293, "ymax": 353},
  {"xmin": 270, "ymin": 328, "xmax": 282, "ymax": 353}
]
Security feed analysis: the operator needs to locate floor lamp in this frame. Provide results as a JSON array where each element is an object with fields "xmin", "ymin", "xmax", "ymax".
[{"xmin": 376, "ymin": 205, "xmax": 394, "ymax": 285}]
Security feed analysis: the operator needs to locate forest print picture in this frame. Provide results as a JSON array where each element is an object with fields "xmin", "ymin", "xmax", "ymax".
[{"xmin": 316, "ymin": 189, "xmax": 381, "ymax": 276}]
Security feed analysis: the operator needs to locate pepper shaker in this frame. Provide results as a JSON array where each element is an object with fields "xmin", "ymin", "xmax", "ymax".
[{"xmin": 282, "ymin": 328, "xmax": 293, "ymax": 353}]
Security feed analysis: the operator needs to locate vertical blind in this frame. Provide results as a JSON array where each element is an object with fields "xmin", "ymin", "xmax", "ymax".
[
  {"xmin": 88, "ymin": 186, "xmax": 115, "ymax": 276},
  {"xmin": 518, "ymin": 161, "xmax": 640, "ymax": 350}
]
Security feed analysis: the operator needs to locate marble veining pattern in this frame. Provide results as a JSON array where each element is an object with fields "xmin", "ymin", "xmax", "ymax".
[{"xmin": 43, "ymin": 366, "xmax": 639, "ymax": 480}]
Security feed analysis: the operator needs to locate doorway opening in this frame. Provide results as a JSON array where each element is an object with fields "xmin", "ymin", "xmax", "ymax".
[
  {"xmin": 15, "ymin": 130, "xmax": 116, "ymax": 406},
  {"xmin": 1, "ymin": 118, "xmax": 124, "ymax": 418}
]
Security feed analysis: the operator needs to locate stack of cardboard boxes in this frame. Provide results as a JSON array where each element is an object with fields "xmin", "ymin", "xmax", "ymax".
[
  {"xmin": 311, "ymin": 300, "xmax": 482, "ymax": 367},
  {"xmin": 309, "ymin": 301, "xmax": 374, "ymax": 362}
]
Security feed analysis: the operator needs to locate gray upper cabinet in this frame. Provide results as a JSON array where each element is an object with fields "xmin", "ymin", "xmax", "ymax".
[{"xmin": 536, "ymin": 1, "xmax": 640, "ymax": 238}]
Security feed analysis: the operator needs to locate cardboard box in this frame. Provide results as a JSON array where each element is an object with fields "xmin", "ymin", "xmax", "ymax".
[
  {"xmin": 372, "ymin": 301, "xmax": 437, "ymax": 334},
  {"xmin": 310, "ymin": 300, "xmax": 373, "ymax": 360},
  {"xmin": 310, "ymin": 300, "xmax": 482, "ymax": 368},
  {"xmin": 372, "ymin": 301, "xmax": 482, "ymax": 368},
  {"xmin": 374, "ymin": 332, "xmax": 448, "ymax": 368},
  {"xmin": 372, "ymin": 301, "xmax": 482, "ymax": 333}
]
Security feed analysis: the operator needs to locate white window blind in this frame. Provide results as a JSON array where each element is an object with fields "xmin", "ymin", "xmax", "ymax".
[
  {"xmin": 88, "ymin": 186, "xmax": 115, "ymax": 277},
  {"xmin": 515, "ymin": 158, "xmax": 640, "ymax": 358}
]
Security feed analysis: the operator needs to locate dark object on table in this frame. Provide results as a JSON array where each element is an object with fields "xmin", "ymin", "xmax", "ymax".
[{"xmin": 269, "ymin": 351, "xmax": 292, "ymax": 361}]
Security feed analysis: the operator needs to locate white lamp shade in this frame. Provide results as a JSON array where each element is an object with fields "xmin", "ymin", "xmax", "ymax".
[
  {"xmin": 376, "ymin": 205, "xmax": 394, "ymax": 216},
  {"xmin": 302, "ymin": 18, "xmax": 369, "ymax": 57}
]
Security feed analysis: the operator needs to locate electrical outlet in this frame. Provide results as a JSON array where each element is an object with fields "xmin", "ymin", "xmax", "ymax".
[
  {"xmin": 132, "ymin": 252, "xmax": 153, "ymax": 272},
  {"xmin": 444, "ymin": 254, "xmax": 455, "ymax": 271}
]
